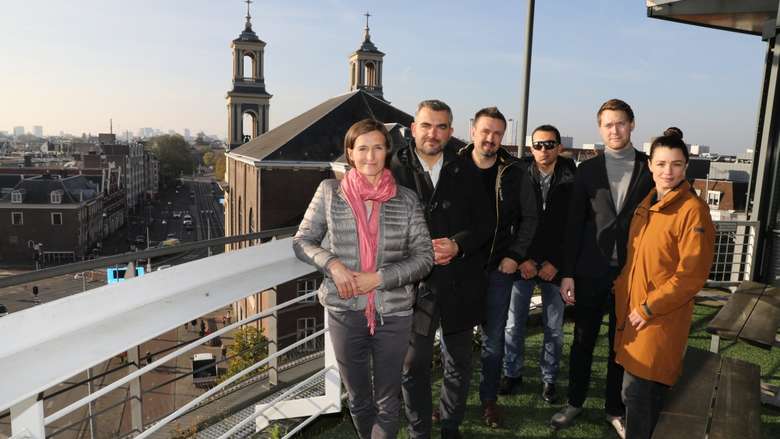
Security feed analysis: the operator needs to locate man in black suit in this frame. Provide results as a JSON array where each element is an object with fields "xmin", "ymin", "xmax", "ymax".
[
  {"xmin": 391, "ymin": 99, "xmax": 492, "ymax": 439},
  {"xmin": 550, "ymin": 99, "xmax": 653, "ymax": 439}
]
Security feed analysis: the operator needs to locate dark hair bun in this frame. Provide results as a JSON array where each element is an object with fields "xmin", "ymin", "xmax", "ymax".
[{"xmin": 663, "ymin": 126, "xmax": 684, "ymax": 140}]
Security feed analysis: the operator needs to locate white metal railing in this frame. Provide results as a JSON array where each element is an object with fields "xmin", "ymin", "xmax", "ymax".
[
  {"xmin": 710, "ymin": 220, "xmax": 760, "ymax": 286},
  {"xmin": 0, "ymin": 237, "xmax": 342, "ymax": 439}
]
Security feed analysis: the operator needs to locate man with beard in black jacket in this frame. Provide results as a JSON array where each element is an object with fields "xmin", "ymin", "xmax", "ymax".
[
  {"xmin": 458, "ymin": 107, "xmax": 537, "ymax": 428},
  {"xmin": 391, "ymin": 99, "xmax": 492, "ymax": 439}
]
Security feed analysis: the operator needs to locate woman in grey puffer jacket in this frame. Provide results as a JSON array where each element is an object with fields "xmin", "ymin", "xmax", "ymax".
[{"xmin": 293, "ymin": 119, "xmax": 433, "ymax": 439}]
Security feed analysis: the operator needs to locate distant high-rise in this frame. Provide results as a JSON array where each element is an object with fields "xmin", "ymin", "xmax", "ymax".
[
  {"xmin": 33, "ymin": 126, "xmax": 43, "ymax": 137},
  {"xmin": 13, "ymin": 126, "xmax": 24, "ymax": 137},
  {"xmin": 348, "ymin": 12, "xmax": 385, "ymax": 101},
  {"xmin": 226, "ymin": 0, "xmax": 272, "ymax": 150},
  {"xmin": 184, "ymin": 128, "xmax": 191, "ymax": 140}
]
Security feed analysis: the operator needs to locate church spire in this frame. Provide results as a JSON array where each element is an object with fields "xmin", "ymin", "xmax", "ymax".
[
  {"xmin": 362, "ymin": 12, "xmax": 371, "ymax": 42},
  {"xmin": 244, "ymin": 0, "xmax": 253, "ymax": 32},
  {"xmin": 349, "ymin": 12, "xmax": 386, "ymax": 101}
]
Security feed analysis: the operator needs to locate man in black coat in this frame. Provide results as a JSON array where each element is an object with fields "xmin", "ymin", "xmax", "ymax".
[
  {"xmin": 391, "ymin": 99, "xmax": 492, "ymax": 439},
  {"xmin": 502, "ymin": 124, "xmax": 575, "ymax": 405},
  {"xmin": 551, "ymin": 99, "xmax": 653, "ymax": 439},
  {"xmin": 456, "ymin": 107, "xmax": 537, "ymax": 428}
]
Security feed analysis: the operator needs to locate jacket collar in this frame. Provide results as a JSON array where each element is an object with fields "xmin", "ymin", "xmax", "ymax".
[
  {"xmin": 457, "ymin": 143, "xmax": 518, "ymax": 169},
  {"xmin": 397, "ymin": 140, "xmax": 459, "ymax": 172},
  {"xmin": 645, "ymin": 180, "xmax": 692, "ymax": 212}
]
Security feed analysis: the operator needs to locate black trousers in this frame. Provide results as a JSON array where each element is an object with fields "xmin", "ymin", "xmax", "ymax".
[
  {"xmin": 566, "ymin": 268, "xmax": 625, "ymax": 417},
  {"xmin": 622, "ymin": 370, "xmax": 668, "ymax": 439},
  {"xmin": 402, "ymin": 304, "xmax": 473, "ymax": 438}
]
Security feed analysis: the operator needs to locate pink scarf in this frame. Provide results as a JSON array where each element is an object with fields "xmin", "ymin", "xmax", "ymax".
[{"xmin": 340, "ymin": 168, "xmax": 397, "ymax": 335}]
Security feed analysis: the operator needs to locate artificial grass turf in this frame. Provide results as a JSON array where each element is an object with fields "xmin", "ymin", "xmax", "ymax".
[{"xmin": 300, "ymin": 304, "xmax": 780, "ymax": 438}]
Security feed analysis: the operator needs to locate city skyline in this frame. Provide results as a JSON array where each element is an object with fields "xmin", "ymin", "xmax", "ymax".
[{"xmin": 1, "ymin": 1, "xmax": 766, "ymax": 153}]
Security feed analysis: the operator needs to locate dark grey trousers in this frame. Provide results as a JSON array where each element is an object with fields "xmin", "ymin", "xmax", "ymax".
[
  {"xmin": 622, "ymin": 370, "xmax": 669, "ymax": 439},
  {"xmin": 402, "ymin": 305, "xmax": 473, "ymax": 438},
  {"xmin": 328, "ymin": 310, "xmax": 412, "ymax": 439}
]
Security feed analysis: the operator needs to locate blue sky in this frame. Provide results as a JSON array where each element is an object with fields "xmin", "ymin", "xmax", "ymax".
[{"xmin": 0, "ymin": 1, "xmax": 766, "ymax": 154}]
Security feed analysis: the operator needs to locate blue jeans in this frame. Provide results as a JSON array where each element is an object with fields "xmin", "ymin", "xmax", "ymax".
[
  {"xmin": 479, "ymin": 270, "xmax": 516, "ymax": 402},
  {"xmin": 503, "ymin": 279, "xmax": 564, "ymax": 384}
]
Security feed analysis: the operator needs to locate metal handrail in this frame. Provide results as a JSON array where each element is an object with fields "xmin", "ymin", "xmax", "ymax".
[
  {"xmin": 217, "ymin": 367, "xmax": 334, "ymax": 439},
  {"xmin": 44, "ymin": 290, "xmax": 317, "ymax": 426},
  {"xmin": 135, "ymin": 328, "xmax": 328, "ymax": 439},
  {"xmin": 0, "ymin": 226, "xmax": 297, "ymax": 288}
]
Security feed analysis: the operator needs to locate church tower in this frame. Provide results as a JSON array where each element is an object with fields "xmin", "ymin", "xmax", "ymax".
[
  {"xmin": 226, "ymin": 0, "xmax": 272, "ymax": 150},
  {"xmin": 348, "ymin": 13, "xmax": 385, "ymax": 101}
]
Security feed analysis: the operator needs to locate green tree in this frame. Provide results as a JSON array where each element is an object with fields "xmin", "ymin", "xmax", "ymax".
[
  {"xmin": 202, "ymin": 150, "xmax": 215, "ymax": 167},
  {"xmin": 225, "ymin": 326, "xmax": 269, "ymax": 380},
  {"xmin": 214, "ymin": 153, "xmax": 226, "ymax": 181},
  {"xmin": 147, "ymin": 134, "xmax": 195, "ymax": 186}
]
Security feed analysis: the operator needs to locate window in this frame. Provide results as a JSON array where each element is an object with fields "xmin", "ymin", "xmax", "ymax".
[
  {"xmin": 296, "ymin": 278, "xmax": 319, "ymax": 302},
  {"xmin": 51, "ymin": 212, "xmax": 62, "ymax": 225},
  {"xmin": 51, "ymin": 190, "xmax": 62, "ymax": 204},
  {"xmin": 11, "ymin": 212, "xmax": 23, "ymax": 225},
  {"xmin": 11, "ymin": 191, "xmax": 22, "ymax": 203},
  {"xmin": 707, "ymin": 190, "xmax": 722, "ymax": 208},
  {"xmin": 297, "ymin": 317, "xmax": 317, "ymax": 351}
]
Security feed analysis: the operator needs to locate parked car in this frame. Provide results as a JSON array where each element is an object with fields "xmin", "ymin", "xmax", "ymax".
[
  {"xmin": 166, "ymin": 233, "xmax": 177, "ymax": 240},
  {"xmin": 134, "ymin": 235, "xmax": 146, "ymax": 246},
  {"xmin": 183, "ymin": 214, "xmax": 192, "ymax": 221},
  {"xmin": 172, "ymin": 211, "xmax": 182, "ymax": 219}
]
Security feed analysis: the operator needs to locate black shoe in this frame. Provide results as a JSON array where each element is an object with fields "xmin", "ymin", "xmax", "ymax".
[
  {"xmin": 441, "ymin": 428, "xmax": 463, "ymax": 439},
  {"xmin": 498, "ymin": 376, "xmax": 522, "ymax": 395},
  {"xmin": 542, "ymin": 382, "xmax": 557, "ymax": 403}
]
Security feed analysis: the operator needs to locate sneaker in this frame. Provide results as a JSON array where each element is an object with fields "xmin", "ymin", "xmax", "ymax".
[
  {"xmin": 550, "ymin": 404, "xmax": 583, "ymax": 429},
  {"xmin": 606, "ymin": 414, "xmax": 626, "ymax": 439},
  {"xmin": 498, "ymin": 375, "xmax": 523, "ymax": 395},
  {"xmin": 482, "ymin": 400, "xmax": 502, "ymax": 428}
]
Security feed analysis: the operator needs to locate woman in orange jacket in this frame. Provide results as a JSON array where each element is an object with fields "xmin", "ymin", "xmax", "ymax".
[{"xmin": 613, "ymin": 132, "xmax": 715, "ymax": 439}]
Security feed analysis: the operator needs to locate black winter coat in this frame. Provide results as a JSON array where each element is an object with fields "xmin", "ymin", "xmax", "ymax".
[
  {"xmin": 390, "ymin": 142, "xmax": 492, "ymax": 335},
  {"xmin": 457, "ymin": 145, "xmax": 537, "ymax": 271},
  {"xmin": 561, "ymin": 150, "xmax": 654, "ymax": 278},
  {"xmin": 521, "ymin": 156, "xmax": 576, "ymax": 284}
]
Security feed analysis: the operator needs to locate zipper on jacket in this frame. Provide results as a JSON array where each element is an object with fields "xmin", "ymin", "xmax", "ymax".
[{"xmin": 487, "ymin": 161, "xmax": 511, "ymax": 263}]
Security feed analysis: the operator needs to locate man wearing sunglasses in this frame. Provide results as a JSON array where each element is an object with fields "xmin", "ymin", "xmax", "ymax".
[
  {"xmin": 501, "ymin": 125, "xmax": 575, "ymax": 405},
  {"xmin": 550, "ymin": 99, "xmax": 653, "ymax": 439},
  {"xmin": 457, "ymin": 107, "xmax": 537, "ymax": 428}
]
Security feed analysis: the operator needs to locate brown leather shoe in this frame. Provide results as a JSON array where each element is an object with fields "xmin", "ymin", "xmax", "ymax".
[{"xmin": 482, "ymin": 400, "xmax": 502, "ymax": 428}]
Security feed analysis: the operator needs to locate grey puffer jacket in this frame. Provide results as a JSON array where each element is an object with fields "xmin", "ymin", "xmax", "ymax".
[{"xmin": 293, "ymin": 179, "xmax": 434, "ymax": 317}]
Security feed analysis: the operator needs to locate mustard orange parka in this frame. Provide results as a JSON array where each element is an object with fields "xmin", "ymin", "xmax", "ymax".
[{"xmin": 614, "ymin": 180, "xmax": 715, "ymax": 386}]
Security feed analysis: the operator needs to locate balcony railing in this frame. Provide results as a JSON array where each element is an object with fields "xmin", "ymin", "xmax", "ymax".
[
  {"xmin": 709, "ymin": 220, "xmax": 759, "ymax": 286},
  {"xmin": 0, "ymin": 219, "xmax": 760, "ymax": 438},
  {"xmin": 0, "ymin": 236, "xmax": 341, "ymax": 439}
]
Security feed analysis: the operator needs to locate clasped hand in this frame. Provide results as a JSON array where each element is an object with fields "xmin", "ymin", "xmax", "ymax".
[
  {"xmin": 432, "ymin": 238, "xmax": 459, "ymax": 265},
  {"xmin": 328, "ymin": 260, "xmax": 381, "ymax": 299}
]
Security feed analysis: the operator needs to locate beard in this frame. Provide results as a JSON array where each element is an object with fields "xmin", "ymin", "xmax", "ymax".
[{"xmin": 477, "ymin": 142, "xmax": 498, "ymax": 157}]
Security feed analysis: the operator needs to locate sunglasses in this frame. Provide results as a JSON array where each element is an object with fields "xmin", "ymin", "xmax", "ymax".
[{"xmin": 531, "ymin": 140, "xmax": 558, "ymax": 151}]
